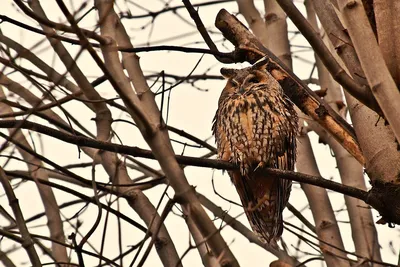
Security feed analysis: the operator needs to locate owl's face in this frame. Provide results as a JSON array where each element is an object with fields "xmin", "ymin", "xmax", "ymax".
[
  {"xmin": 218, "ymin": 64, "xmax": 278, "ymax": 106},
  {"xmin": 220, "ymin": 67, "xmax": 268, "ymax": 95}
]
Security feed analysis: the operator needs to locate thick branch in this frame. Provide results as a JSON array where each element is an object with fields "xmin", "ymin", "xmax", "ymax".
[
  {"xmin": 2, "ymin": 119, "xmax": 397, "ymax": 232},
  {"xmin": 305, "ymin": 1, "xmax": 382, "ymax": 262},
  {"xmin": 0, "ymin": 168, "xmax": 41, "ymax": 266},
  {"xmin": 275, "ymin": 0, "xmax": 381, "ymax": 115},
  {"xmin": 310, "ymin": 0, "xmax": 400, "ymax": 186},
  {"xmin": 338, "ymin": 0, "xmax": 400, "ymax": 145},
  {"xmin": 182, "ymin": 0, "xmax": 236, "ymax": 63},
  {"xmin": 95, "ymin": 1, "xmax": 239, "ymax": 265}
]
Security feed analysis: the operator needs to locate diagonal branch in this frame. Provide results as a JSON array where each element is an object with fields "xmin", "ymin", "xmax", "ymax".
[
  {"xmin": 275, "ymin": 0, "xmax": 381, "ymax": 115},
  {"xmin": 93, "ymin": 1, "xmax": 239, "ymax": 265},
  {"xmin": 2, "ymin": 119, "xmax": 397, "ymax": 242},
  {"xmin": 0, "ymin": 167, "xmax": 41, "ymax": 266},
  {"xmin": 180, "ymin": 2, "xmax": 364, "ymax": 165},
  {"xmin": 337, "ymin": 0, "xmax": 400, "ymax": 145}
]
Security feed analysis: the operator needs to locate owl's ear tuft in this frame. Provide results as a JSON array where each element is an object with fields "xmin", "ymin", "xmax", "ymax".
[
  {"xmin": 220, "ymin": 68, "xmax": 237, "ymax": 78},
  {"xmin": 252, "ymin": 57, "xmax": 269, "ymax": 71}
]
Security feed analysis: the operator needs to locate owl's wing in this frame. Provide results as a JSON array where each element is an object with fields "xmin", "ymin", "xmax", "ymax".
[
  {"xmin": 212, "ymin": 112, "xmax": 232, "ymax": 162},
  {"xmin": 213, "ymin": 88, "xmax": 297, "ymax": 243},
  {"xmin": 229, "ymin": 148, "xmax": 294, "ymax": 243},
  {"xmin": 230, "ymin": 169, "xmax": 283, "ymax": 243},
  {"xmin": 275, "ymin": 134, "xmax": 296, "ymax": 214}
]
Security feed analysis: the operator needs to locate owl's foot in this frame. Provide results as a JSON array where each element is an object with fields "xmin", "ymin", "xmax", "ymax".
[{"xmin": 254, "ymin": 162, "xmax": 265, "ymax": 172}]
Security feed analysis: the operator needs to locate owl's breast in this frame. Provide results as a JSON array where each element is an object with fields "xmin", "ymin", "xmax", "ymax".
[
  {"xmin": 214, "ymin": 90, "xmax": 297, "ymax": 175},
  {"xmin": 218, "ymin": 93, "xmax": 269, "ymax": 171}
]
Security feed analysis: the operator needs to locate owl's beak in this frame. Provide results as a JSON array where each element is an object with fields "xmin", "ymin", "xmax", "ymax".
[{"xmin": 239, "ymin": 86, "xmax": 246, "ymax": 94}]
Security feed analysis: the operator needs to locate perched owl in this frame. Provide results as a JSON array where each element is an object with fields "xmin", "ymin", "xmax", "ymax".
[{"xmin": 212, "ymin": 60, "xmax": 298, "ymax": 243}]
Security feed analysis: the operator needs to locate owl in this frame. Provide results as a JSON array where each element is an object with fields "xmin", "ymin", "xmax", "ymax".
[{"xmin": 212, "ymin": 60, "xmax": 298, "ymax": 243}]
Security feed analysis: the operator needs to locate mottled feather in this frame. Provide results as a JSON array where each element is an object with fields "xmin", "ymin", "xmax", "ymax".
[{"xmin": 213, "ymin": 63, "xmax": 298, "ymax": 243}]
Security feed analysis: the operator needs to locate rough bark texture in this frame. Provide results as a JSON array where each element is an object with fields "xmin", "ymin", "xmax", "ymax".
[
  {"xmin": 374, "ymin": 0, "xmax": 400, "ymax": 87},
  {"xmin": 311, "ymin": 0, "xmax": 400, "ymax": 225},
  {"xmin": 263, "ymin": 0, "xmax": 292, "ymax": 68},
  {"xmin": 338, "ymin": 0, "xmax": 400, "ymax": 147},
  {"xmin": 305, "ymin": 2, "xmax": 381, "ymax": 262}
]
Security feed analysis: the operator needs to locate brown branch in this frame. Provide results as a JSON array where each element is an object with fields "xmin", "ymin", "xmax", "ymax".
[
  {"xmin": 310, "ymin": 0, "xmax": 400, "ymax": 186},
  {"xmin": 5, "ymin": 170, "xmax": 148, "ymax": 233},
  {"xmin": 275, "ymin": 0, "xmax": 381, "ymax": 115},
  {"xmin": 286, "ymin": 203, "xmax": 315, "ymax": 233},
  {"xmin": 198, "ymin": 193, "xmax": 301, "ymax": 266},
  {"xmin": 214, "ymin": 9, "xmax": 365, "ymax": 165},
  {"xmin": 0, "ymin": 17, "xmax": 236, "ymax": 62},
  {"xmin": 3, "ymin": 118, "xmax": 397, "ymax": 224},
  {"xmin": 0, "ymin": 120, "xmax": 378, "ymax": 203},
  {"xmin": 263, "ymin": 0, "xmax": 292, "ymax": 68},
  {"xmin": 120, "ymin": 0, "xmax": 234, "ymax": 19},
  {"xmin": 13, "ymin": 0, "xmax": 106, "ymax": 44},
  {"xmin": 54, "ymin": 2, "xmax": 181, "ymax": 266},
  {"xmin": 237, "ymin": 2, "xmax": 349, "ymax": 263},
  {"xmin": 0, "ymin": 89, "xmax": 69, "ymax": 264},
  {"xmin": 337, "ymin": 0, "xmax": 400, "ymax": 145},
  {"xmin": 95, "ymin": 1, "xmax": 239, "ymax": 266},
  {"xmin": 0, "ymin": 167, "xmax": 41, "ymax": 266},
  {"xmin": 182, "ymin": 0, "xmax": 237, "ymax": 64},
  {"xmin": 119, "ymin": 45, "xmax": 235, "ymax": 61},
  {"xmin": 0, "ymin": 14, "xmax": 88, "ymax": 47},
  {"xmin": 304, "ymin": 2, "xmax": 382, "ymax": 262}
]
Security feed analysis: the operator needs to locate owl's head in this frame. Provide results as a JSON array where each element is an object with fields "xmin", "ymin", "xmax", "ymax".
[
  {"xmin": 221, "ymin": 66, "xmax": 264, "ymax": 94},
  {"xmin": 219, "ymin": 59, "xmax": 279, "ymax": 98}
]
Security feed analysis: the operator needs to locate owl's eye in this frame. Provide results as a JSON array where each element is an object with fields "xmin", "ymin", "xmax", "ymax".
[{"xmin": 248, "ymin": 77, "xmax": 259, "ymax": 83}]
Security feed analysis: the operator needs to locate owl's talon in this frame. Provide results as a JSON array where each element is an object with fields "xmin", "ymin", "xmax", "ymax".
[{"xmin": 254, "ymin": 162, "xmax": 265, "ymax": 171}]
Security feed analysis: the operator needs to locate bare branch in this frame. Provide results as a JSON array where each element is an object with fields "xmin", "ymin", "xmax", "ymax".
[
  {"xmin": 338, "ymin": 0, "xmax": 400, "ymax": 145},
  {"xmin": 94, "ymin": 1, "xmax": 240, "ymax": 265},
  {"xmin": 0, "ymin": 88, "xmax": 69, "ymax": 264},
  {"xmin": 305, "ymin": 1, "xmax": 382, "ymax": 262},
  {"xmin": 275, "ymin": 0, "xmax": 381, "ymax": 115},
  {"xmin": 0, "ymin": 167, "xmax": 41, "ymax": 266}
]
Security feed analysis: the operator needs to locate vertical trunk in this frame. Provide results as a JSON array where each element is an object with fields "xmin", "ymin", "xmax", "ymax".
[
  {"xmin": 374, "ymin": 0, "xmax": 400, "ymax": 87},
  {"xmin": 297, "ymin": 131, "xmax": 350, "ymax": 267},
  {"xmin": 337, "ymin": 0, "xmax": 400, "ymax": 148},
  {"xmin": 263, "ymin": 0, "xmax": 292, "ymax": 68},
  {"xmin": 305, "ymin": 1, "xmax": 382, "ymax": 262}
]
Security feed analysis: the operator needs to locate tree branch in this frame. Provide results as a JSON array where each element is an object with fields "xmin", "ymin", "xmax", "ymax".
[
  {"xmin": 0, "ymin": 120, "xmax": 372, "ymax": 201},
  {"xmin": 275, "ymin": 0, "xmax": 381, "ymax": 115},
  {"xmin": 0, "ymin": 167, "xmax": 41, "ymax": 266},
  {"xmin": 338, "ymin": 0, "xmax": 400, "ymax": 145}
]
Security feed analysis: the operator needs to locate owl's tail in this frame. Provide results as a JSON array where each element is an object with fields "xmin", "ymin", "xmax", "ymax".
[{"xmin": 231, "ymin": 169, "xmax": 291, "ymax": 243}]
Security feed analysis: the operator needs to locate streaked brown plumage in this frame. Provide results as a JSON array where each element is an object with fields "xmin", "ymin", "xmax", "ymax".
[{"xmin": 212, "ymin": 60, "xmax": 298, "ymax": 243}]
